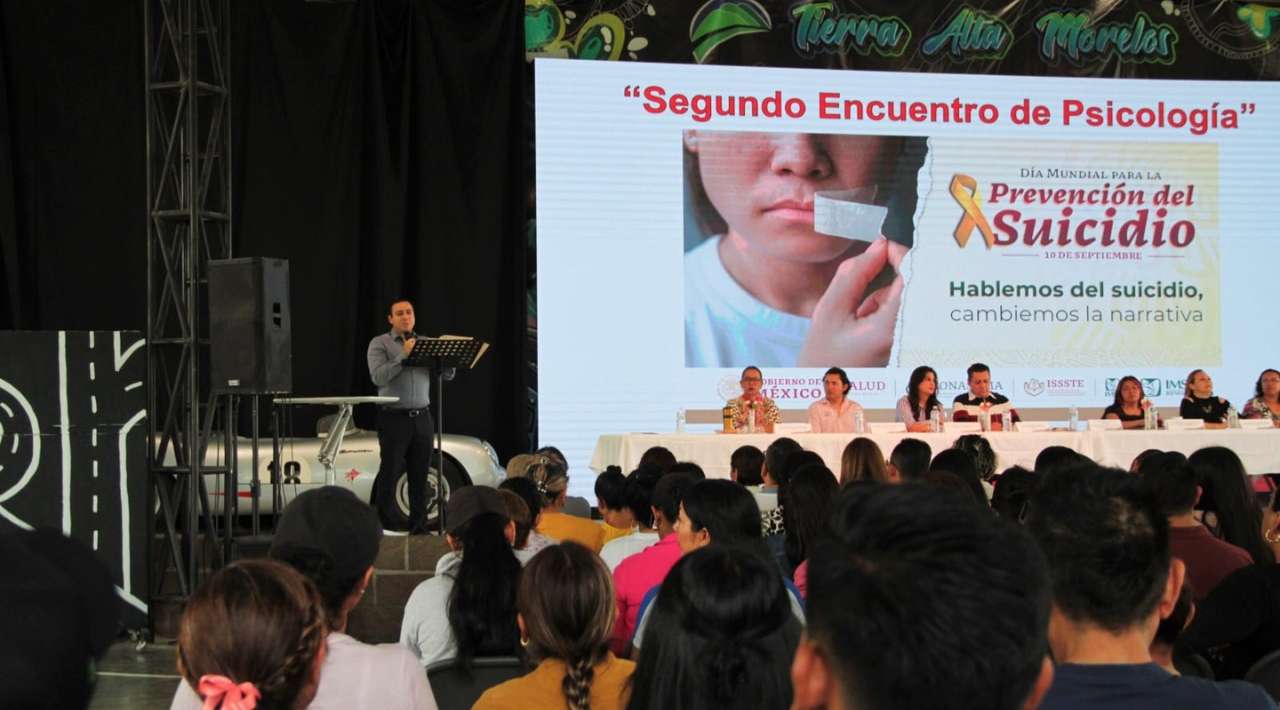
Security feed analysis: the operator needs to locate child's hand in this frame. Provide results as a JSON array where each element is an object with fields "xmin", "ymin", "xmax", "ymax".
[{"xmin": 797, "ymin": 237, "xmax": 904, "ymax": 367}]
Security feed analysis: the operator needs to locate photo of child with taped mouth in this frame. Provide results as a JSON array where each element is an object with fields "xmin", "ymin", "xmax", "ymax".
[{"xmin": 683, "ymin": 130, "xmax": 926, "ymax": 368}]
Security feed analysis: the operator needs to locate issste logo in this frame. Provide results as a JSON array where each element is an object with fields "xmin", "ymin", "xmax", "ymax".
[
  {"xmin": 1023, "ymin": 378, "xmax": 1046, "ymax": 397},
  {"xmin": 948, "ymin": 173, "xmax": 1198, "ymax": 250}
]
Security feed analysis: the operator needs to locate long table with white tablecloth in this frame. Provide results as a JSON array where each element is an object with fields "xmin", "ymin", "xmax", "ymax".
[{"xmin": 589, "ymin": 430, "xmax": 1280, "ymax": 479}]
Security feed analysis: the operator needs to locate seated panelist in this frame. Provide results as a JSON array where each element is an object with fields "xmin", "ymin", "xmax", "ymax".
[
  {"xmin": 726, "ymin": 365, "xmax": 780, "ymax": 433},
  {"xmin": 1179, "ymin": 369, "xmax": 1230, "ymax": 429},
  {"xmin": 1103, "ymin": 375, "xmax": 1153, "ymax": 430},
  {"xmin": 808, "ymin": 367, "xmax": 863, "ymax": 433},
  {"xmin": 951, "ymin": 363, "xmax": 1019, "ymax": 430}
]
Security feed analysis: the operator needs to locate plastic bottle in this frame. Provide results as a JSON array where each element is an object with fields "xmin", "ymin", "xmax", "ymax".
[
  {"xmin": 931, "ymin": 407, "xmax": 943, "ymax": 433},
  {"xmin": 1068, "ymin": 405, "xmax": 1079, "ymax": 431},
  {"xmin": 1227, "ymin": 406, "xmax": 1240, "ymax": 429},
  {"xmin": 676, "ymin": 408, "xmax": 686, "ymax": 433},
  {"xmin": 979, "ymin": 408, "xmax": 991, "ymax": 432},
  {"xmin": 747, "ymin": 405, "xmax": 757, "ymax": 434},
  {"xmin": 854, "ymin": 409, "xmax": 865, "ymax": 434}
]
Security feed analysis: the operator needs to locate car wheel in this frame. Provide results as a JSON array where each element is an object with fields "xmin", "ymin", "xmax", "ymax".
[{"xmin": 389, "ymin": 455, "xmax": 469, "ymax": 532}]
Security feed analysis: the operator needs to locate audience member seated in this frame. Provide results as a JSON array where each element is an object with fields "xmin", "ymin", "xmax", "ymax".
[
  {"xmin": 496, "ymin": 488, "xmax": 540, "ymax": 565},
  {"xmin": 401, "ymin": 487, "xmax": 521, "ymax": 668},
  {"xmin": 1190, "ymin": 447, "xmax": 1276, "ymax": 565},
  {"xmin": 729, "ymin": 444, "xmax": 764, "ymax": 486},
  {"xmin": 1025, "ymin": 466, "xmax": 1274, "ymax": 709},
  {"xmin": 599, "ymin": 465, "xmax": 665, "ymax": 572},
  {"xmin": 1105, "ymin": 375, "xmax": 1155, "ymax": 429},
  {"xmin": 1033, "ymin": 445, "xmax": 1092, "ymax": 479},
  {"xmin": 807, "ymin": 366, "xmax": 863, "ymax": 433},
  {"xmin": 953, "ymin": 433, "xmax": 998, "ymax": 494},
  {"xmin": 178, "ymin": 487, "xmax": 434, "ymax": 710},
  {"xmin": 474, "ymin": 544, "xmax": 634, "ymax": 710},
  {"xmin": 725, "ymin": 365, "xmax": 780, "ymax": 433},
  {"xmin": 838, "ymin": 437, "xmax": 891, "ymax": 485},
  {"xmin": 632, "ymin": 479, "xmax": 804, "ymax": 653},
  {"xmin": 791, "ymin": 484, "xmax": 1053, "ymax": 710},
  {"xmin": 952, "ymin": 362, "xmax": 1019, "ymax": 429},
  {"xmin": 1131, "ymin": 448, "xmax": 1177, "ymax": 476},
  {"xmin": 1143, "ymin": 458, "xmax": 1251, "ymax": 601},
  {"xmin": 929, "ymin": 448, "xmax": 988, "ymax": 507},
  {"xmin": 783, "ymin": 464, "xmax": 839, "ymax": 599},
  {"xmin": 500, "ymin": 476, "xmax": 556, "ymax": 556},
  {"xmin": 637, "ymin": 446, "xmax": 677, "ymax": 474},
  {"xmin": 922, "ymin": 470, "xmax": 981, "ymax": 505},
  {"xmin": 1242, "ymin": 369, "xmax": 1280, "ymax": 426},
  {"xmin": 596, "ymin": 467, "xmax": 638, "ymax": 546},
  {"xmin": 610, "ymin": 472, "xmax": 696, "ymax": 656},
  {"xmin": 536, "ymin": 446, "xmax": 592, "ymax": 519},
  {"xmin": 895, "ymin": 365, "xmax": 944, "ymax": 432},
  {"xmin": 1150, "ymin": 586, "xmax": 1196, "ymax": 677},
  {"xmin": 886, "ymin": 437, "xmax": 931, "ymax": 482},
  {"xmin": 0, "ymin": 528, "xmax": 119, "ymax": 710},
  {"xmin": 758, "ymin": 438, "xmax": 802, "ymax": 535},
  {"xmin": 1180, "ymin": 369, "xmax": 1231, "ymax": 428},
  {"xmin": 991, "ymin": 466, "xmax": 1038, "ymax": 523},
  {"xmin": 1180, "ymin": 491, "xmax": 1280, "ymax": 680},
  {"xmin": 527, "ymin": 458, "xmax": 606, "ymax": 552},
  {"xmin": 628, "ymin": 546, "xmax": 802, "ymax": 710},
  {"xmin": 666, "ymin": 461, "xmax": 706, "ymax": 480},
  {"xmin": 176, "ymin": 559, "xmax": 327, "ymax": 710}
]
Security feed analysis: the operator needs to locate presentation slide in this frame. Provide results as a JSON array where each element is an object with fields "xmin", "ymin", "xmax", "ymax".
[{"xmin": 535, "ymin": 58, "xmax": 1279, "ymax": 497}]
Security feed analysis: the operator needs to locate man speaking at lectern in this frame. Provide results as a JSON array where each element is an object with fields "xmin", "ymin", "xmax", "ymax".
[{"xmin": 368, "ymin": 298, "xmax": 434, "ymax": 533}]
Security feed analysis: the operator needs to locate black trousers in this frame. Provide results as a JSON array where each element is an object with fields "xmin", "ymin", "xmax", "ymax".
[{"xmin": 374, "ymin": 407, "xmax": 435, "ymax": 532}]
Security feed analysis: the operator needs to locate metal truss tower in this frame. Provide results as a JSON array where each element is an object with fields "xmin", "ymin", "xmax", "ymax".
[{"xmin": 144, "ymin": 0, "xmax": 232, "ymax": 605}]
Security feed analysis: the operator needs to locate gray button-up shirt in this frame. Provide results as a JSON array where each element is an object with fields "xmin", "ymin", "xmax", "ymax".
[{"xmin": 367, "ymin": 330, "xmax": 431, "ymax": 409}]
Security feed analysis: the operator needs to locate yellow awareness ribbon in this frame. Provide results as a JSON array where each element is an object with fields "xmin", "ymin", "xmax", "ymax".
[{"xmin": 949, "ymin": 174, "xmax": 995, "ymax": 249}]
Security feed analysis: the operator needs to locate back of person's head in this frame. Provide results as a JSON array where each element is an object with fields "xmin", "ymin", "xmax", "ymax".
[
  {"xmin": 628, "ymin": 546, "xmax": 801, "ymax": 710},
  {"xmin": 638, "ymin": 446, "xmax": 677, "ymax": 473},
  {"xmin": 445, "ymin": 486, "xmax": 521, "ymax": 668},
  {"xmin": 497, "ymin": 489, "xmax": 533, "ymax": 548},
  {"xmin": 680, "ymin": 479, "xmax": 764, "ymax": 556},
  {"xmin": 1189, "ymin": 446, "xmax": 1274, "ymax": 565},
  {"xmin": 922, "ymin": 470, "xmax": 981, "ymax": 505},
  {"xmin": 991, "ymin": 466, "xmax": 1038, "ymax": 523},
  {"xmin": 783, "ymin": 464, "xmax": 839, "ymax": 568},
  {"xmin": 930, "ymin": 449, "xmax": 986, "ymax": 506},
  {"xmin": 839, "ymin": 437, "xmax": 888, "ymax": 485},
  {"xmin": 500, "ymin": 476, "xmax": 544, "ymax": 524},
  {"xmin": 1026, "ymin": 465, "xmax": 1171, "ymax": 632},
  {"xmin": 652, "ymin": 472, "xmax": 697, "ymax": 531},
  {"xmin": 269, "ymin": 487, "xmax": 382, "ymax": 628},
  {"xmin": 594, "ymin": 467, "xmax": 628, "ymax": 514},
  {"xmin": 506, "ymin": 453, "xmax": 537, "ymax": 479},
  {"xmin": 0, "ymin": 529, "xmax": 120, "ymax": 709},
  {"xmin": 799, "ymin": 485, "xmax": 1050, "ymax": 710},
  {"xmin": 1129, "ymin": 448, "xmax": 1165, "ymax": 474},
  {"xmin": 1033, "ymin": 445, "xmax": 1092, "ymax": 479},
  {"xmin": 952, "ymin": 434, "xmax": 997, "ymax": 481},
  {"xmin": 178, "ymin": 559, "xmax": 327, "ymax": 710},
  {"xmin": 763, "ymin": 437, "xmax": 802, "ymax": 484},
  {"xmin": 1141, "ymin": 459, "xmax": 1199, "ymax": 517},
  {"xmin": 888, "ymin": 438, "xmax": 931, "ymax": 481},
  {"xmin": 730, "ymin": 445, "xmax": 765, "ymax": 486},
  {"xmin": 525, "ymin": 458, "xmax": 570, "ymax": 507},
  {"xmin": 778, "ymin": 450, "xmax": 822, "ymax": 492},
  {"xmin": 624, "ymin": 465, "xmax": 664, "ymax": 528},
  {"xmin": 519, "ymin": 543, "xmax": 616, "ymax": 710},
  {"xmin": 1135, "ymin": 450, "xmax": 1186, "ymax": 479},
  {"xmin": 665, "ymin": 461, "xmax": 705, "ymax": 480},
  {"xmin": 535, "ymin": 446, "xmax": 568, "ymax": 468}
]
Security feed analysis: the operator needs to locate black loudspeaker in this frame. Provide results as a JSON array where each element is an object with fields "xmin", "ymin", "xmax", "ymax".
[{"xmin": 209, "ymin": 257, "xmax": 292, "ymax": 393}]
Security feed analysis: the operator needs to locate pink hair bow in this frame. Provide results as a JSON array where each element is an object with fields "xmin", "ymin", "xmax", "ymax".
[{"xmin": 198, "ymin": 674, "xmax": 261, "ymax": 710}]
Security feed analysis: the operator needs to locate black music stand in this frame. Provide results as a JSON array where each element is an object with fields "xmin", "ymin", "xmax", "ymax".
[{"xmin": 404, "ymin": 336, "xmax": 489, "ymax": 533}]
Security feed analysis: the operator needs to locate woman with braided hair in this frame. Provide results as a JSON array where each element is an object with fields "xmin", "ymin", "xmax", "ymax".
[
  {"xmin": 176, "ymin": 559, "xmax": 328, "ymax": 710},
  {"xmin": 474, "ymin": 542, "xmax": 634, "ymax": 710},
  {"xmin": 626, "ymin": 545, "xmax": 801, "ymax": 710}
]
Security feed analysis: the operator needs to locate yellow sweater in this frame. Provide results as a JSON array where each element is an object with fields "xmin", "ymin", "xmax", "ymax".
[
  {"xmin": 473, "ymin": 655, "xmax": 635, "ymax": 710},
  {"xmin": 537, "ymin": 512, "xmax": 606, "ymax": 553}
]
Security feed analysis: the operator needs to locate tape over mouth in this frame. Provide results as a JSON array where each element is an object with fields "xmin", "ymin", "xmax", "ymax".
[{"xmin": 814, "ymin": 186, "xmax": 887, "ymax": 243}]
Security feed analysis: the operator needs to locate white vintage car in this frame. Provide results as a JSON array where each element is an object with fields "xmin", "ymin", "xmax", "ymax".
[{"xmin": 196, "ymin": 420, "xmax": 505, "ymax": 529}]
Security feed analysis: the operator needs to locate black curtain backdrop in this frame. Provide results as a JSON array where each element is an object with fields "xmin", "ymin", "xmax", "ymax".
[{"xmin": 0, "ymin": 0, "xmax": 529, "ymax": 460}]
